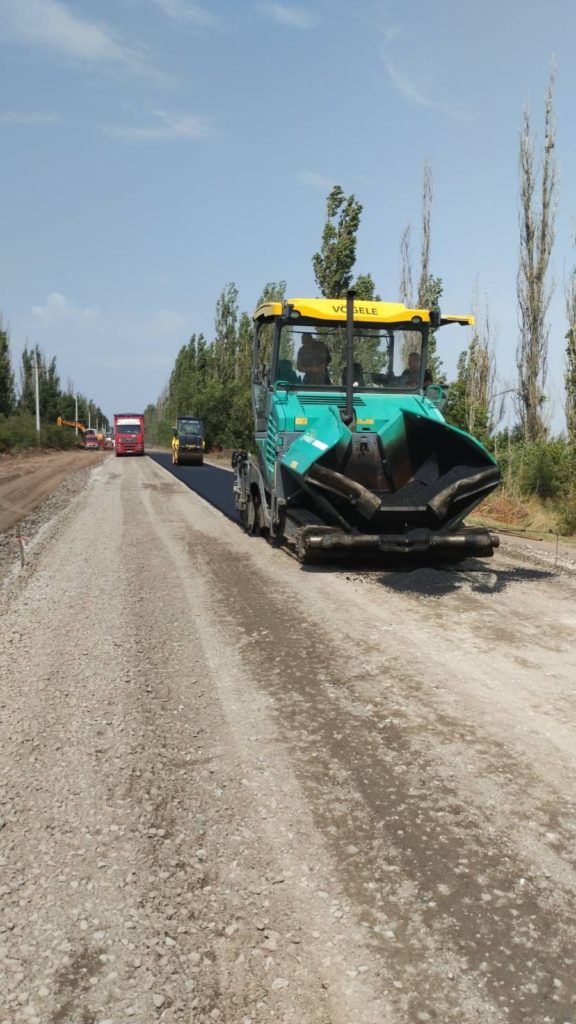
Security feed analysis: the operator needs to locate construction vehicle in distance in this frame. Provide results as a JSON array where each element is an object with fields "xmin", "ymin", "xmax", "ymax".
[
  {"xmin": 56, "ymin": 418, "xmax": 106, "ymax": 449},
  {"xmin": 172, "ymin": 416, "xmax": 205, "ymax": 466},
  {"xmin": 56, "ymin": 416, "xmax": 88, "ymax": 449},
  {"xmin": 114, "ymin": 413, "xmax": 145, "ymax": 456},
  {"xmin": 56, "ymin": 416, "xmax": 86, "ymax": 433},
  {"xmin": 84, "ymin": 429, "xmax": 100, "ymax": 450},
  {"xmin": 232, "ymin": 292, "xmax": 501, "ymax": 563}
]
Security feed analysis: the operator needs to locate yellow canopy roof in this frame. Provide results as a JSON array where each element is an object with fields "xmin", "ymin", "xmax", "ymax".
[{"xmin": 253, "ymin": 297, "xmax": 474, "ymax": 327}]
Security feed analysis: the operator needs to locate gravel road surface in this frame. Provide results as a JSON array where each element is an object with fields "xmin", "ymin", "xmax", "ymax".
[{"xmin": 1, "ymin": 454, "xmax": 575, "ymax": 1024}]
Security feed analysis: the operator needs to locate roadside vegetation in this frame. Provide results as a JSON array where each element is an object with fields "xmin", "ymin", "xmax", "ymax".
[
  {"xmin": 0, "ymin": 415, "xmax": 78, "ymax": 453},
  {"xmin": 0, "ymin": 323, "xmax": 107, "ymax": 453}
]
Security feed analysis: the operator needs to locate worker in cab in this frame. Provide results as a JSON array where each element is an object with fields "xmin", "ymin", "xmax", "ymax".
[
  {"xmin": 297, "ymin": 336, "xmax": 331, "ymax": 385},
  {"xmin": 400, "ymin": 351, "xmax": 432, "ymax": 387}
]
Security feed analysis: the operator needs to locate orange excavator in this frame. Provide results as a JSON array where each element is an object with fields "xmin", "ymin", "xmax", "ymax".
[
  {"xmin": 56, "ymin": 416, "xmax": 86, "ymax": 432},
  {"xmin": 56, "ymin": 418, "xmax": 107, "ymax": 448}
]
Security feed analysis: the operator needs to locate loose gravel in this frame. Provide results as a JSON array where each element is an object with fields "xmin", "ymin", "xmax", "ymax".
[{"xmin": 1, "ymin": 455, "xmax": 576, "ymax": 1024}]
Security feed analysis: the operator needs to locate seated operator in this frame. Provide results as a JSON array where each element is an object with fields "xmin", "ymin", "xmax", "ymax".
[
  {"xmin": 297, "ymin": 336, "xmax": 331, "ymax": 385},
  {"xmin": 296, "ymin": 333, "xmax": 313, "ymax": 373},
  {"xmin": 400, "ymin": 351, "xmax": 432, "ymax": 387}
]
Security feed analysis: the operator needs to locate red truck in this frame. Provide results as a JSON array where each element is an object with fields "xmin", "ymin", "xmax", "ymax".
[
  {"xmin": 114, "ymin": 413, "xmax": 145, "ymax": 456},
  {"xmin": 84, "ymin": 429, "xmax": 100, "ymax": 450}
]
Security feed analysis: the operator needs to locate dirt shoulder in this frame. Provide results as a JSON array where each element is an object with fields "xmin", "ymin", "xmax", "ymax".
[
  {"xmin": 0, "ymin": 449, "xmax": 109, "ymax": 584},
  {"xmin": 0, "ymin": 449, "xmax": 106, "ymax": 532}
]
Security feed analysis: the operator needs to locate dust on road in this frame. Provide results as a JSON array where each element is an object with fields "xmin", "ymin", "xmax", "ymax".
[{"xmin": 1, "ymin": 454, "xmax": 575, "ymax": 1024}]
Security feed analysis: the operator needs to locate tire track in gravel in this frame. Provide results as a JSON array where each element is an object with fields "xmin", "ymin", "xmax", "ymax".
[
  {"xmin": 0, "ymin": 458, "xmax": 230, "ymax": 1024},
  {"xmin": 3, "ymin": 453, "xmax": 576, "ymax": 1024},
  {"xmin": 1, "ymin": 456, "xmax": 388, "ymax": 1024},
  {"xmin": 138, "ymin": 470, "xmax": 505, "ymax": 1021},
  {"xmin": 136, "ymin": 464, "xmax": 400, "ymax": 1024},
  {"xmin": 173, "ymin": 530, "xmax": 576, "ymax": 1024}
]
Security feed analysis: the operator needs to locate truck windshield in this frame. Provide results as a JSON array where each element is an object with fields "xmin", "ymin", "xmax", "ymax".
[
  {"xmin": 275, "ymin": 323, "xmax": 428, "ymax": 391},
  {"xmin": 116, "ymin": 423, "xmax": 141, "ymax": 433}
]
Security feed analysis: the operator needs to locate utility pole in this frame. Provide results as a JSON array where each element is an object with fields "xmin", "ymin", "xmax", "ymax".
[
  {"xmin": 33, "ymin": 348, "xmax": 40, "ymax": 436},
  {"xmin": 75, "ymin": 393, "xmax": 79, "ymax": 438}
]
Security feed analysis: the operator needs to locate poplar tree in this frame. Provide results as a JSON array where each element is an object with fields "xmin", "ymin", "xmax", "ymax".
[
  {"xmin": 19, "ymin": 345, "xmax": 39, "ymax": 416},
  {"xmin": 257, "ymin": 281, "xmax": 286, "ymax": 305},
  {"xmin": 42, "ymin": 355, "xmax": 62, "ymax": 421},
  {"xmin": 446, "ymin": 290, "xmax": 500, "ymax": 446},
  {"xmin": 0, "ymin": 318, "xmax": 15, "ymax": 416},
  {"xmin": 565, "ymin": 233, "xmax": 576, "ymax": 460},
  {"xmin": 214, "ymin": 283, "xmax": 239, "ymax": 383},
  {"xmin": 353, "ymin": 274, "xmax": 378, "ymax": 300},
  {"xmin": 516, "ymin": 64, "xmax": 557, "ymax": 443},
  {"xmin": 561, "ymin": 234, "xmax": 576, "ymax": 532},
  {"xmin": 168, "ymin": 339, "xmax": 196, "ymax": 417},
  {"xmin": 398, "ymin": 163, "xmax": 443, "ymax": 378},
  {"xmin": 19, "ymin": 345, "xmax": 62, "ymax": 421},
  {"xmin": 417, "ymin": 160, "xmax": 433, "ymax": 308},
  {"xmin": 416, "ymin": 162, "xmax": 443, "ymax": 380},
  {"xmin": 312, "ymin": 186, "xmax": 362, "ymax": 298},
  {"xmin": 399, "ymin": 225, "xmax": 413, "ymax": 307},
  {"xmin": 236, "ymin": 312, "xmax": 253, "ymax": 389}
]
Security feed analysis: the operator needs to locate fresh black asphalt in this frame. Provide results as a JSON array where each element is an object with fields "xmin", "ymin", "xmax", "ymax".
[{"xmin": 149, "ymin": 452, "xmax": 239, "ymax": 522}]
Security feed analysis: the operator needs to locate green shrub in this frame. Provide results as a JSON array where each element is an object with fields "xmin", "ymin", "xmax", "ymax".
[
  {"xmin": 519, "ymin": 440, "xmax": 571, "ymax": 498},
  {"xmin": 0, "ymin": 414, "xmax": 78, "ymax": 452},
  {"xmin": 495, "ymin": 438, "xmax": 571, "ymax": 499}
]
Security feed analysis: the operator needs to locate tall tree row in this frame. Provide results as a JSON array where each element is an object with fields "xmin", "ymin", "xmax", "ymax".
[{"xmin": 145, "ymin": 283, "xmax": 255, "ymax": 449}]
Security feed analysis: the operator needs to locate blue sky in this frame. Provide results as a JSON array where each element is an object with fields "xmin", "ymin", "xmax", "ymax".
[{"xmin": 1, "ymin": 0, "xmax": 575, "ymax": 431}]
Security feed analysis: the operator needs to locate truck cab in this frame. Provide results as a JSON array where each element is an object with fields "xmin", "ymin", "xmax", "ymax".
[
  {"xmin": 114, "ymin": 414, "xmax": 145, "ymax": 456},
  {"xmin": 84, "ymin": 429, "xmax": 99, "ymax": 450}
]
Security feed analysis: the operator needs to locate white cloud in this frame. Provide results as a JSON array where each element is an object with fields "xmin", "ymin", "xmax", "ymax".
[
  {"xmin": 383, "ymin": 56, "xmax": 472, "ymax": 123},
  {"xmin": 0, "ymin": 0, "xmax": 152, "ymax": 74},
  {"xmin": 298, "ymin": 170, "xmax": 335, "ymax": 190},
  {"xmin": 152, "ymin": 309, "xmax": 190, "ymax": 334},
  {"xmin": 147, "ymin": 0, "xmax": 220, "ymax": 27},
  {"xmin": 31, "ymin": 291, "xmax": 98, "ymax": 326},
  {"xmin": 0, "ymin": 111, "xmax": 60, "ymax": 124},
  {"xmin": 255, "ymin": 1, "xmax": 318, "ymax": 29},
  {"xmin": 383, "ymin": 24, "xmax": 401, "ymax": 42},
  {"xmin": 13, "ymin": 292, "xmax": 195, "ymax": 412},
  {"xmin": 28, "ymin": 292, "xmax": 190, "ymax": 343},
  {"xmin": 105, "ymin": 110, "xmax": 214, "ymax": 140}
]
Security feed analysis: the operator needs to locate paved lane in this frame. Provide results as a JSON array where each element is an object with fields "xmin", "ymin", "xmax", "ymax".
[{"xmin": 149, "ymin": 451, "xmax": 239, "ymax": 522}]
